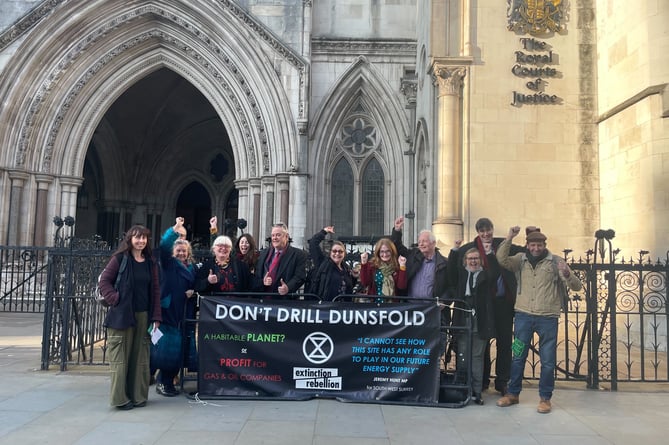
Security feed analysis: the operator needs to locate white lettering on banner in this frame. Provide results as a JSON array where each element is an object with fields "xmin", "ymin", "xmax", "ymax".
[
  {"xmin": 329, "ymin": 310, "xmax": 425, "ymax": 326},
  {"xmin": 213, "ymin": 303, "xmax": 428, "ymax": 326},
  {"xmin": 215, "ymin": 304, "xmax": 271, "ymax": 321},
  {"xmin": 276, "ymin": 307, "xmax": 323, "ymax": 323}
]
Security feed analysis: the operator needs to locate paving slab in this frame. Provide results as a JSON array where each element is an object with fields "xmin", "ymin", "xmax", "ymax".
[{"xmin": 0, "ymin": 312, "xmax": 667, "ymax": 445}]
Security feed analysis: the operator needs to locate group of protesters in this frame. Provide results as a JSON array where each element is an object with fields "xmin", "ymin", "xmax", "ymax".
[{"xmin": 97, "ymin": 215, "xmax": 581, "ymax": 414}]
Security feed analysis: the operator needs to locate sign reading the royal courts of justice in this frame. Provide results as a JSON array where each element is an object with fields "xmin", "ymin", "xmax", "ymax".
[
  {"xmin": 507, "ymin": 0, "xmax": 567, "ymax": 106},
  {"xmin": 197, "ymin": 297, "xmax": 441, "ymax": 404}
]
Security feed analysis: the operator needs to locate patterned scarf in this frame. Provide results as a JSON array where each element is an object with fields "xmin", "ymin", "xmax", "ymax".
[{"xmin": 375, "ymin": 263, "xmax": 396, "ymax": 296}]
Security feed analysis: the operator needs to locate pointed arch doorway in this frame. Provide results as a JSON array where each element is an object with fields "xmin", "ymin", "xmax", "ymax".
[
  {"xmin": 0, "ymin": 2, "xmax": 304, "ymax": 247},
  {"xmin": 76, "ymin": 68, "xmax": 241, "ymax": 247}
]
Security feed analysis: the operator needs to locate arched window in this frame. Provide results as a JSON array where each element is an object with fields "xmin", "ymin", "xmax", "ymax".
[
  {"xmin": 361, "ymin": 158, "xmax": 384, "ymax": 236},
  {"xmin": 331, "ymin": 158, "xmax": 354, "ymax": 235},
  {"xmin": 328, "ymin": 116, "xmax": 387, "ymax": 236}
]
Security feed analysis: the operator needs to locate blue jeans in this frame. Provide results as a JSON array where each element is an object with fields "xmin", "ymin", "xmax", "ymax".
[{"xmin": 508, "ymin": 311, "xmax": 558, "ymax": 400}]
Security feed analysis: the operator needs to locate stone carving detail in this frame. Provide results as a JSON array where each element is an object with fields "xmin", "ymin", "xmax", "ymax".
[
  {"xmin": 431, "ymin": 65, "xmax": 467, "ymax": 96},
  {"xmin": 0, "ymin": 0, "xmax": 65, "ymax": 51},
  {"xmin": 216, "ymin": 0, "xmax": 305, "ymax": 69},
  {"xmin": 507, "ymin": 0, "xmax": 567, "ymax": 36},
  {"xmin": 400, "ymin": 77, "xmax": 417, "ymax": 107},
  {"xmin": 8, "ymin": 2, "xmax": 311, "ymax": 172},
  {"xmin": 341, "ymin": 117, "xmax": 378, "ymax": 157},
  {"xmin": 14, "ymin": 5, "xmax": 302, "ymax": 176},
  {"xmin": 215, "ymin": 0, "xmax": 308, "ymax": 119},
  {"xmin": 312, "ymin": 39, "xmax": 417, "ymax": 56}
]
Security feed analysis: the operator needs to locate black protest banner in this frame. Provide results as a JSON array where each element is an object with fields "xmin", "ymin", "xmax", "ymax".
[{"xmin": 197, "ymin": 297, "xmax": 441, "ymax": 404}]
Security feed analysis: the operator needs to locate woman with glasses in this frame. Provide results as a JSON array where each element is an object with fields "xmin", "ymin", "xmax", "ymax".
[
  {"xmin": 308, "ymin": 226, "xmax": 355, "ymax": 301},
  {"xmin": 451, "ymin": 247, "xmax": 496, "ymax": 405},
  {"xmin": 359, "ymin": 238, "xmax": 407, "ymax": 302},
  {"xmin": 196, "ymin": 235, "xmax": 253, "ymax": 295}
]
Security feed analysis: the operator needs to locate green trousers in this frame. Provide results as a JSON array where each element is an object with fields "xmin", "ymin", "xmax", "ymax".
[{"xmin": 107, "ymin": 312, "xmax": 150, "ymax": 407}]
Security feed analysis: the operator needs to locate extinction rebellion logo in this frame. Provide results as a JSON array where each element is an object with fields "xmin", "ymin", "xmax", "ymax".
[{"xmin": 293, "ymin": 332, "xmax": 342, "ymax": 390}]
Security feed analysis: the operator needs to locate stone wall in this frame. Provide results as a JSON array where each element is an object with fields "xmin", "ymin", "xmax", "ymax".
[
  {"xmin": 0, "ymin": 0, "xmax": 41, "ymax": 33},
  {"xmin": 457, "ymin": 1, "xmax": 598, "ymax": 254},
  {"xmin": 596, "ymin": 0, "xmax": 669, "ymax": 258}
]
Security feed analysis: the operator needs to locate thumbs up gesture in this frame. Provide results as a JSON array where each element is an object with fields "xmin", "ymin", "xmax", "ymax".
[
  {"xmin": 263, "ymin": 271, "xmax": 273, "ymax": 287},
  {"xmin": 278, "ymin": 278, "xmax": 288, "ymax": 295},
  {"xmin": 208, "ymin": 269, "xmax": 218, "ymax": 284}
]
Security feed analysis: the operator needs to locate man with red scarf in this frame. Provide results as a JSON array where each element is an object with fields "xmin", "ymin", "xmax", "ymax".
[{"xmin": 448, "ymin": 218, "xmax": 524, "ymax": 395}]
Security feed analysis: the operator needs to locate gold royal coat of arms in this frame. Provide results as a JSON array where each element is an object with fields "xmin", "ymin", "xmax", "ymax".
[{"xmin": 507, "ymin": 0, "xmax": 566, "ymax": 35}]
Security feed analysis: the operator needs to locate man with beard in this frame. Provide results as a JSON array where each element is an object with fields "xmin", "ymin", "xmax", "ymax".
[{"xmin": 495, "ymin": 226, "xmax": 582, "ymax": 414}]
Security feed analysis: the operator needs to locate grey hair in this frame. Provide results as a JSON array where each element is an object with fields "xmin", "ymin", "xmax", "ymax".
[{"xmin": 418, "ymin": 230, "xmax": 436, "ymax": 243}]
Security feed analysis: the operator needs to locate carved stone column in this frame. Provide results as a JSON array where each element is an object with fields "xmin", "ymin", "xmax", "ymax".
[
  {"xmin": 248, "ymin": 178, "xmax": 261, "ymax": 245},
  {"xmin": 288, "ymin": 173, "xmax": 308, "ymax": 248},
  {"xmin": 276, "ymin": 173, "xmax": 290, "ymax": 226},
  {"xmin": 431, "ymin": 64, "xmax": 466, "ymax": 248},
  {"xmin": 34, "ymin": 174, "xmax": 54, "ymax": 246},
  {"xmin": 400, "ymin": 75, "xmax": 418, "ymax": 240},
  {"xmin": 262, "ymin": 176, "xmax": 275, "ymax": 248},
  {"xmin": 235, "ymin": 179, "xmax": 250, "ymax": 236},
  {"xmin": 6, "ymin": 170, "xmax": 29, "ymax": 245},
  {"xmin": 59, "ymin": 176, "xmax": 83, "ymax": 223}
]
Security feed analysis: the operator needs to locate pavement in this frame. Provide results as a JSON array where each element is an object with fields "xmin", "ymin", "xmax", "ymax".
[{"xmin": 0, "ymin": 312, "xmax": 667, "ymax": 445}]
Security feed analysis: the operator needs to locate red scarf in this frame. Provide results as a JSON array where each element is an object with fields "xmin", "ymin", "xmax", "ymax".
[
  {"xmin": 475, "ymin": 237, "xmax": 491, "ymax": 270},
  {"xmin": 475, "ymin": 237, "xmax": 498, "ymax": 298}
]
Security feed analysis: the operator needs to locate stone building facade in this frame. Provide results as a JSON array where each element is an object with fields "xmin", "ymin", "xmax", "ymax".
[{"xmin": 0, "ymin": 0, "xmax": 667, "ymax": 257}]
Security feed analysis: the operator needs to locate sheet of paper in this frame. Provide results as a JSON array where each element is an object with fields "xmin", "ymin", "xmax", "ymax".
[{"xmin": 151, "ymin": 327, "xmax": 163, "ymax": 345}]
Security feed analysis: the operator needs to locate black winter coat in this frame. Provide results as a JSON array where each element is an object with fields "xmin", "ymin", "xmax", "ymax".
[
  {"xmin": 447, "ymin": 237, "xmax": 524, "ymax": 305},
  {"xmin": 451, "ymin": 268, "xmax": 496, "ymax": 340},
  {"xmin": 307, "ymin": 229, "xmax": 353, "ymax": 301},
  {"xmin": 195, "ymin": 257, "xmax": 253, "ymax": 295}
]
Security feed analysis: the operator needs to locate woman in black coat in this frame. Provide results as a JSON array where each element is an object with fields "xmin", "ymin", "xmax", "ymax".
[
  {"xmin": 308, "ymin": 227, "xmax": 354, "ymax": 301},
  {"xmin": 451, "ymin": 247, "xmax": 498, "ymax": 405},
  {"xmin": 196, "ymin": 235, "xmax": 253, "ymax": 295}
]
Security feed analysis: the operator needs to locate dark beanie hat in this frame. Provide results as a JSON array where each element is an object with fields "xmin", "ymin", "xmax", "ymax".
[{"xmin": 525, "ymin": 226, "xmax": 546, "ymax": 242}]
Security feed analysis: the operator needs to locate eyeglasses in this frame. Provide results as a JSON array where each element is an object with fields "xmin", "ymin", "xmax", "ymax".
[
  {"xmin": 331, "ymin": 249, "xmax": 345, "ymax": 254},
  {"xmin": 466, "ymin": 257, "xmax": 480, "ymax": 261}
]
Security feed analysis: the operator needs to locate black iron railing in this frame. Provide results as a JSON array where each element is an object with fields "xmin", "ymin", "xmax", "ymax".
[{"xmin": 1, "ymin": 234, "xmax": 667, "ymax": 388}]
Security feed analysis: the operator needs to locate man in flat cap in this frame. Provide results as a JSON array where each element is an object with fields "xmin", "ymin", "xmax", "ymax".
[{"xmin": 494, "ymin": 226, "xmax": 582, "ymax": 414}]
